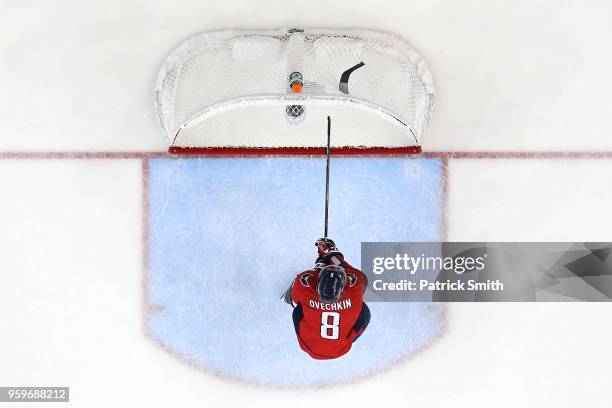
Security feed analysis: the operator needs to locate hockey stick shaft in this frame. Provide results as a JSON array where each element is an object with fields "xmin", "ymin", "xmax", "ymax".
[{"xmin": 324, "ymin": 116, "xmax": 331, "ymax": 238}]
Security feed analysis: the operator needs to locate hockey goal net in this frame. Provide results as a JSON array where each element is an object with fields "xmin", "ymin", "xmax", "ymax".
[{"xmin": 155, "ymin": 28, "xmax": 434, "ymax": 155}]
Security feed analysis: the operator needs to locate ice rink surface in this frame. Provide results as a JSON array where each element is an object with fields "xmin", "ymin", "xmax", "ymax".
[
  {"xmin": 148, "ymin": 158, "xmax": 444, "ymax": 385},
  {"xmin": 2, "ymin": 0, "xmax": 612, "ymax": 406}
]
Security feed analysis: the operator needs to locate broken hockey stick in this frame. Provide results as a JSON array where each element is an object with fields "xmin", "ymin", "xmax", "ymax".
[{"xmin": 339, "ymin": 61, "xmax": 365, "ymax": 94}]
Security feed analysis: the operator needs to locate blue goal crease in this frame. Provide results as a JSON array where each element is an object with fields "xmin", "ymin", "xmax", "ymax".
[{"xmin": 147, "ymin": 157, "xmax": 445, "ymax": 386}]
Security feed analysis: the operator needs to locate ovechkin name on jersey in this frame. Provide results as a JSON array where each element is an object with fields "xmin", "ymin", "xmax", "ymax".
[{"xmin": 308, "ymin": 299, "xmax": 353, "ymax": 311}]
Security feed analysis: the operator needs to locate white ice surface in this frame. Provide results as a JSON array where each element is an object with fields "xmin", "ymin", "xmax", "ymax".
[
  {"xmin": 1, "ymin": 162, "xmax": 611, "ymax": 404},
  {"xmin": 2, "ymin": 0, "xmax": 612, "ymax": 152},
  {"xmin": 448, "ymin": 159, "xmax": 612, "ymax": 241}
]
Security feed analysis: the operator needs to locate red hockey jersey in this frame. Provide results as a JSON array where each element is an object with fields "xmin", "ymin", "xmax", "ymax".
[{"xmin": 291, "ymin": 260, "xmax": 368, "ymax": 359}]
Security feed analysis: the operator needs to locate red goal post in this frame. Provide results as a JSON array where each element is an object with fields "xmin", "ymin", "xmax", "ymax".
[{"xmin": 155, "ymin": 28, "xmax": 434, "ymax": 155}]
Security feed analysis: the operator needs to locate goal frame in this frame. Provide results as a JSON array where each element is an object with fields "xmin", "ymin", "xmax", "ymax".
[{"xmin": 155, "ymin": 28, "xmax": 434, "ymax": 156}]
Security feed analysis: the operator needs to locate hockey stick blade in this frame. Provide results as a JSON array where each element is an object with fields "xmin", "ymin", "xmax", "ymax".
[{"xmin": 339, "ymin": 61, "xmax": 365, "ymax": 94}]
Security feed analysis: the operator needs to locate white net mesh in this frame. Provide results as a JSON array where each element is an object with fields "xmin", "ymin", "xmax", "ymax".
[{"xmin": 155, "ymin": 28, "xmax": 434, "ymax": 152}]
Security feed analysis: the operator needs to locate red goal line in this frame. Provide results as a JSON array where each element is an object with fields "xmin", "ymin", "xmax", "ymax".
[{"xmin": 1, "ymin": 150, "xmax": 612, "ymax": 160}]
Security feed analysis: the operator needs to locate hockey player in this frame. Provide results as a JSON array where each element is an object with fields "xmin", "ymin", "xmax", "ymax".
[{"xmin": 283, "ymin": 238, "xmax": 370, "ymax": 360}]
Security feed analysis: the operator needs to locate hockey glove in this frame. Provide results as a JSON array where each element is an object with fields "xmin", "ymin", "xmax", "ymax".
[{"xmin": 315, "ymin": 238, "xmax": 344, "ymax": 261}]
